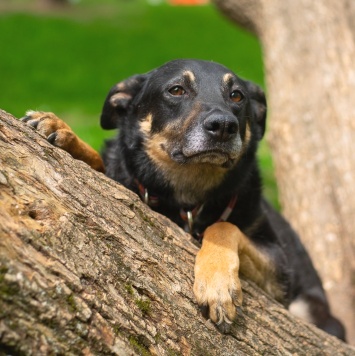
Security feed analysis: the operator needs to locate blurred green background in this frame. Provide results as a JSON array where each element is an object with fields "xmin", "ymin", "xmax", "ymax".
[{"xmin": 0, "ymin": 0, "xmax": 278, "ymax": 207}]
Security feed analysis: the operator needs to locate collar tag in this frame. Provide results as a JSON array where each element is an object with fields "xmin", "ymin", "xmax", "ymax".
[
  {"xmin": 187, "ymin": 210, "xmax": 193, "ymax": 232},
  {"xmin": 144, "ymin": 188, "xmax": 149, "ymax": 205}
]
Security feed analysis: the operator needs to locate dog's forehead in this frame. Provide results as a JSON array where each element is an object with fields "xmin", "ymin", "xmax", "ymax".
[{"xmin": 150, "ymin": 60, "xmax": 239, "ymax": 85}]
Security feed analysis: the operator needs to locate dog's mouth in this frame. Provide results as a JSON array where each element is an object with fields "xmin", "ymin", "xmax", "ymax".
[{"xmin": 170, "ymin": 149, "xmax": 237, "ymax": 167}]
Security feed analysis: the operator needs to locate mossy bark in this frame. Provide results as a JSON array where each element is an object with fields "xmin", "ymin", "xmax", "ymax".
[{"xmin": 0, "ymin": 110, "xmax": 354, "ymax": 355}]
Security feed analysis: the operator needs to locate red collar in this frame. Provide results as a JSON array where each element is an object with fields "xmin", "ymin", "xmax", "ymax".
[{"xmin": 136, "ymin": 180, "xmax": 237, "ymax": 237}]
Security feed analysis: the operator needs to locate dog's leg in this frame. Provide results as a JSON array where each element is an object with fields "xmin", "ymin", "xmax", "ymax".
[
  {"xmin": 21, "ymin": 111, "xmax": 104, "ymax": 173},
  {"xmin": 193, "ymin": 221, "xmax": 283, "ymax": 333}
]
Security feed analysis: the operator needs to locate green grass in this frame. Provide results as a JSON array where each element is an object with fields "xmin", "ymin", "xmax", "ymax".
[{"xmin": 0, "ymin": 1, "xmax": 279, "ymax": 207}]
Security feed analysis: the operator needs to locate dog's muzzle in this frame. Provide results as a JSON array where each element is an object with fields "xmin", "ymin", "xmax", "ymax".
[{"xmin": 169, "ymin": 113, "xmax": 242, "ymax": 166}]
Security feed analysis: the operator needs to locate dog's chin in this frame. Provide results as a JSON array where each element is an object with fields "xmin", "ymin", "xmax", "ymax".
[{"xmin": 171, "ymin": 150, "xmax": 237, "ymax": 168}]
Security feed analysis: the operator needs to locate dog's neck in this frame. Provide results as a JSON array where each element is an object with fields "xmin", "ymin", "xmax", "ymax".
[
  {"xmin": 136, "ymin": 179, "xmax": 238, "ymax": 237},
  {"xmin": 147, "ymin": 160, "xmax": 229, "ymax": 206}
]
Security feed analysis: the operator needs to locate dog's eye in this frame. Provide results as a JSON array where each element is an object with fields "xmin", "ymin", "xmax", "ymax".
[
  {"xmin": 169, "ymin": 85, "xmax": 186, "ymax": 96},
  {"xmin": 230, "ymin": 90, "xmax": 244, "ymax": 103}
]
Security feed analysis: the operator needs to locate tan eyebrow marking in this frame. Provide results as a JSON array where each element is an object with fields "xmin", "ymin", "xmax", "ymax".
[
  {"xmin": 183, "ymin": 70, "xmax": 196, "ymax": 82},
  {"xmin": 223, "ymin": 73, "xmax": 234, "ymax": 83}
]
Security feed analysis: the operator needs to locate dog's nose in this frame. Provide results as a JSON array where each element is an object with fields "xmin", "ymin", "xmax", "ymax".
[{"xmin": 203, "ymin": 115, "xmax": 238, "ymax": 141}]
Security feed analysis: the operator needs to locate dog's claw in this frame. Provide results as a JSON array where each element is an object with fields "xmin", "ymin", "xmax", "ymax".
[
  {"xmin": 47, "ymin": 132, "xmax": 57, "ymax": 144},
  {"xmin": 197, "ymin": 301, "xmax": 235, "ymax": 333},
  {"xmin": 29, "ymin": 120, "xmax": 39, "ymax": 129},
  {"xmin": 199, "ymin": 304, "xmax": 209, "ymax": 319},
  {"xmin": 20, "ymin": 116, "xmax": 31, "ymax": 123},
  {"xmin": 216, "ymin": 320, "xmax": 232, "ymax": 334}
]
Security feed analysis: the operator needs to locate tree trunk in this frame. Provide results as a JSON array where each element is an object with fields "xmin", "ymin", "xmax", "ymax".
[
  {"xmin": 1, "ymin": 110, "xmax": 354, "ymax": 354},
  {"xmin": 213, "ymin": 0, "xmax": 355, "ymax": 345}
]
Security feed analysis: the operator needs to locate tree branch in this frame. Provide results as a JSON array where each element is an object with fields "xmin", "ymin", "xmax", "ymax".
[
  {"xmin": 213, "ymin": 0, "xmax": 263, "ymax": 35},
  {"xmin": 0, "ymin": 109, "xmax": 353, "ymax": 355}
]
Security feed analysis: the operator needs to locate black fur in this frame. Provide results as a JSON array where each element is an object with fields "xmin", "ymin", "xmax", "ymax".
[{"xmin": 101, "ymin": 59, "xmax": 345, "ymax": 340}]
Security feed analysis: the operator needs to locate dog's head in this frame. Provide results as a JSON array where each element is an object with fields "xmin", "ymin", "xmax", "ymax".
[{"xmin": 101, "ymin": 60, "xmax": 266, "ymax": 203}]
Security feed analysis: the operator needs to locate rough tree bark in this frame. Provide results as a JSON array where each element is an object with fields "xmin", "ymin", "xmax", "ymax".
[
  {"xmin": 0, "ymin": 110, "xmax": 354, "ymax": 355},
  {"xmin": 214, "ymin": 0, "xmax": 355, "ymax": 345}
]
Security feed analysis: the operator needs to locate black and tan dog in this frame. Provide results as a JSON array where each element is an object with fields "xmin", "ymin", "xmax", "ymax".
[{"xmin": 22, "ymin": 59, "xmax": 345, "ymax": 339}]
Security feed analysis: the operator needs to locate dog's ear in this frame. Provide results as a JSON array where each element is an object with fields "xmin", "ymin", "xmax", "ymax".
[
  {"xmin": 245, "ymin": 81, "xmax": 267, "ymax": 140},
  {"xmin": 100, "ymin": 74, "xmax": 147, "ymax": 129}
]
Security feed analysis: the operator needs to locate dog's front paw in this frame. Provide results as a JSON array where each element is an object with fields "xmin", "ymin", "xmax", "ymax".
[
  {"xmin": 193, "ymin": 223, "xmax": 243, "ymax": 333},
  {"xmin": 193, "ymin": 263, "xmax": 242, "ymax": 333},
  {"xmin": 21, "ymin": 110, "xmax": 105, "ymax": 173},
  {"xmin": 21, "ymin": 111, "xmax": 77, "ymax": 152}
]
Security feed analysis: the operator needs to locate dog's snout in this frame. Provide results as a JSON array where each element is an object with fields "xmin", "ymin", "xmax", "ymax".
[{"xmin": 203, "ymin": 115, "xmax": 238, "ymax": 141}]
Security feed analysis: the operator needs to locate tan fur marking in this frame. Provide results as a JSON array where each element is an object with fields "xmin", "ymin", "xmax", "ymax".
[
  {"xmin": 223, "ymin": 73, "xmax": 234, "ymax": 84},
  {"xmin": 194, "ymin": 222, "xmax": 283, "ymax": 325},
  {"xmin": 224, "ymin": 121, "xmax": 252, "ymax": 169},
  {"xmin": 244, "ymin": 121, "xmax": 251, "ymax": 146},
  {"xmin": 109, "ymin": 92, "xmax": 131, "ymax": 107},
  {"xmin": 139, "ymin": 113, "xmax": 153, "ymax": 136},
  {"xmin": 240, "ymin": 121, "xmax": 252, "ymax": 157},
  {"xmin": 239, "ymin": 238, "xmax": 283, "ymax": 302},
  {"xmin": 183, "ymin": 70, "xmax": 195, "ymax": 83},
  {"xmin": 116, "ymin": 82, "xmax": 126, "ymax": 91}
]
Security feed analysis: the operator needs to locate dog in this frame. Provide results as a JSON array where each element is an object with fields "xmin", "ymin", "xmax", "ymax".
[{"xmin": 21, "ymin": 59, "xmax": 345, "ymax": 339}]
